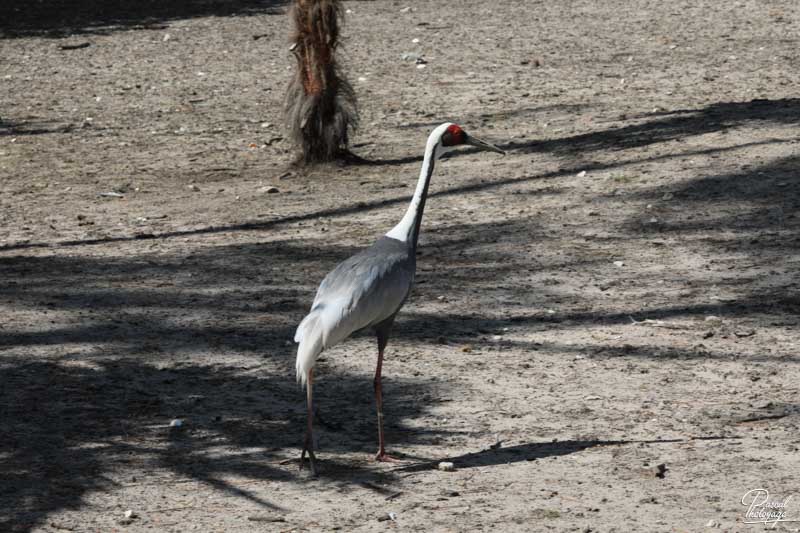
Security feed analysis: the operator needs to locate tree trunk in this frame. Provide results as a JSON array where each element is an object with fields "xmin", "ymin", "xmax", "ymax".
[{"xmin": 285, "ymin": 0, "xmax": 358, "ymax": 165}]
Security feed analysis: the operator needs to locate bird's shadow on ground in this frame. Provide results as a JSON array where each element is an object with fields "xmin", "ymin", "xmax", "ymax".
[{"xmin": 392, "ymin": 436, "xmax": 741, "ymax": 474}]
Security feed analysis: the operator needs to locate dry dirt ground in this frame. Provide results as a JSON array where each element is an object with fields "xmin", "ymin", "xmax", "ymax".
[{"xmin": 2, "ymin": 1, "xmax": 800, "ymax": 532}]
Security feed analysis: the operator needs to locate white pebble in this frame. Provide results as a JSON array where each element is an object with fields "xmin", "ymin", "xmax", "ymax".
[
  {"xmin": 169, "ymin": 419, "xmax": 184, "ymax": 427},
  {"xmin": 438, "ymin": 461, "xmax": 455, "ymax": 472}
]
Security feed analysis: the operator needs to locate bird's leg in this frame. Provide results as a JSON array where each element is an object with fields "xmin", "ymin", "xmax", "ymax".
[
  {"xmin": 374, "ymin": 333, "xmax": 401, "ymax": 463},
  {"xmin": 300, "ymin": 368, "xmax": 318, "ymax": 476}
]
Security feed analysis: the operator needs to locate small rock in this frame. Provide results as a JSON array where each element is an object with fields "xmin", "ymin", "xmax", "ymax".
[
  {"xmin": 169, "ymin": 419, "xmax": 184, "ymax": 428},
  {"xmin": 706, "ymin": 519, "xmax": 719, "ymax": 528},
  {"xmin": 734, "ymin": 329, "xmax": 756, "ymax": 338},
  {"xmin": 652, "ymin": 463, "xmax": 667, "ymax": 478},
  {"xmin": 577, "ymin": 170, "xmax": 587, "ymax": 178},
  {"xmin": 260, "ymin": 122, "xmax": 272, "ymax": 128},
  {"xmin": 613, "ymin": 260, "xmax": 625, "ymax": 267},
  {"xmin": 438, "ymin": 461, "xmax": 455, "ymax": 472},
  {"xmin": 401, "ymin": 52, "xmax": 421, "ymax": 62},
  {"xmin": 260, "ymin": 186, "xmax": 280, "ymax": 194},
  {"xmin": 662, "ymin": 192, "xmax": 674, "ymax": 200},
  {"xmin": 162, "ymin": 33, "xmax": 171, "ymax": 42},
  {"xmin": 400, "ymin": 6, "xmax": 413, "ymax": 13},
  {"xmin": 416, "ymin": 64, "xmax": 426, "ymax": 69},
  {"xmin": 188, "ymin": 184, "xmax": 200, "ymax": 192},
  {"xmin": 118, "ymin": 509, "xmax": 138, "ymax": 525},
  {"xmin": 412, "ymin": 38, "xmax": 420, "ymax": 44},
  {"xmin": 702, "ymin": 331, "xmax": 714, "ymax": 339},
  {"xmin": 704, "ymin": 315, "xmax": 721, "ymax": 322},
  {"xmin": 584, "ymin": 395, "xmax": 601, "ymax": 401}
]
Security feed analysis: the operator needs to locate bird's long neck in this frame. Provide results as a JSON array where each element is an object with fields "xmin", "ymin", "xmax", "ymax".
[{"xmin": 385, "ymin": 138, "xmax": 438, "ymax": 250}]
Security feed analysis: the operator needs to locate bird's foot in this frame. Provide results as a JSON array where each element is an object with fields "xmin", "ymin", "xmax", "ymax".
[
  {"xmin": 300, "ymin": 445, "xmax": 318, "ymax": 476},
  {"xmin": 374, "ymin": 451, "xmax": 402, "ymax": 463}
]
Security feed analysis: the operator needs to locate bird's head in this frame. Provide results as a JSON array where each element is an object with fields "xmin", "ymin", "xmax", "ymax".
[{"xmin": 433, "ymin": 123, "xmax": 505, "ymax": 159}]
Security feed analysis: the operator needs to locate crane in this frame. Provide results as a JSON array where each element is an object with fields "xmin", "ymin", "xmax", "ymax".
[{"xmin": 294, "ymin": 122, "xmax": 504, "ymax": 475}]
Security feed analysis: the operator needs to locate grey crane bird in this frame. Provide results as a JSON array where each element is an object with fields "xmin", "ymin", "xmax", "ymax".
[{"xmin": 294, "ymin": 122, "xmax": 504, "ymax": 475}]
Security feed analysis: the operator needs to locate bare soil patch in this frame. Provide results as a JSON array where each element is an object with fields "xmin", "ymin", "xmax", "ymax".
[{"xmin": 1, "ymin": 1, "xmax": 799, "ymax": 531}]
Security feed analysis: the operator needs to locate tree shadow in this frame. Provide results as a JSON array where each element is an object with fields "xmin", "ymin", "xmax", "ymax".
[
  {"xmin": 501, "ymin": 98, "xmax": 800, "ymax": 155},
  {"xmin": 0, "ymin": 0, "xmax": 287, "ymax": 39},
  {"xmin": 0, "ymin": 118, "xmax": 78, "ymax": 136},
  {"xmin": 0, "ymin": 354, "xmax": 452, "ymax": 532},
  {"xmin": 630, "ymin": 154, "xmax": 800, "ymax": 238}
]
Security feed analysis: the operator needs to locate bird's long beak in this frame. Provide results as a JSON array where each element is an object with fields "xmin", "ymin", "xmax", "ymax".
[{"xmin": 465, "ymin": 134, "xmax": 506, "ymax": 155}]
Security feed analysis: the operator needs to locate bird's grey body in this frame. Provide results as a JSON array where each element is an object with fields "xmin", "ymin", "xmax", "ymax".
[
  {"xmin": 294, "ymin": 122, "xmax": 504, "ymax": 475},
  {"xmin": 294, "ymin": 236, "xmax": 415, "ymax": 382}
]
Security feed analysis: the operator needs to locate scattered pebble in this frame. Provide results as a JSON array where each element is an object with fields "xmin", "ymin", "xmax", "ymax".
[
  {"xmin": 613, "ymin": 260, "xmax": 625, "ymax": 267},
  {"xmin": 118, "ymin": 509, "xmax": 138, "ymax": 525},
  {"xmin": 169, "ymin": 419, "xmax": 184, "ymax": 428},
  {"xmin": 734, "ymin": 329, "xmax": 756, "ymax": 338},
  {"xmin": 438, "ymin": 461, "xmax": 456, "ymax": 472},
  {"xmin": 377, "ymin": 512, "xmax": 397, "ymax": 522},
  {"xmin": 412, "ymin": 38, "xmax": 420, "ymax": 44},
  {"xmin": 706, "ymin": 519, "xmax": 719, "ymax": 528},
  {"xmin": 577, "ymin": 170, "xmax": 587, "ymax": 178},
  {"xmin": 652, "ymin": 463, "xmax": 667, "ymax": 478},
  {"xmin": 260, "ymin": 186, "xmax": 280, "ymax": 194},
  {"xmin": 188, "ymin": 184, "xmax": 200, "ymax": 192}
]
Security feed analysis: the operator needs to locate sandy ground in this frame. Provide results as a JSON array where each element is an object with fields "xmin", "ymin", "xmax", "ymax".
[{"xmin": 1, "ymin": 1, "xmax": 800, "ymax": 531}]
